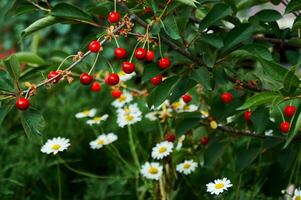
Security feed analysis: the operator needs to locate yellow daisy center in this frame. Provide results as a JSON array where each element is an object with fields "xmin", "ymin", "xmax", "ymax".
[
  {"xmin": 159, "ymin": 146, "xmax": 167, "ymax": 153},
  {"xmin": 296, "ymin": 196, "xmax": 301, "ymax": 200},
  {"xmin": 123, "ymin": 108, "xmax": 131, "ymax": 114},
  {"xmin": 82, "ymin": 110, "xmax": 91, "ymax": 116},
  {"xmin": 148, "ymin": 167, "xmax": 158, "ymax": 174},
  {"xmin": 51, "ymin": 144, "xmax": 61, "ymax": 150},
  {"xmin": 93, "ymin": 117, "xmax": 101, "ymax": 121},
  {"xmin": 183, "ymin": 163, "xmax": 191, "ymax": 169},
  {"xmin": 183, "ymin": 105, "xmax": 189, "ymax": 110},
  {"xmin": 172, "ymin": 102, "xmax": 181, "ymax": 109},
  {"xmin": 215, "ymin": 183, "xmax": 224, "ymax": 189},
  {"xmin": 125, "ymin": 114, "xmax": 134, "ymax": 122},
  {"xmin": 97, "ymin": 139, "xmax": 105, "ymax": 145},
  {"xmin": 118, "ymin": 95, "xmax": 126, "ymax": 102}
]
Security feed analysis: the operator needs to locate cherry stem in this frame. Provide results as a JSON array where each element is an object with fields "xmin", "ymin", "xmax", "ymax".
[
  {"xmin": 277, "ymin": 105, "xmax": 285, "ymax": 122},
  {"xmin": 129, "ymin": 41, "xmax": 141, "ymax": 62},
  {"xmin": 100, "ymin": 54, "xmax": 115, "ymax": 73},
  {"xmin": 114, "ymin": 0, "xmax": 117, "ymax": 12},
  {"xmin": 57, "ymin": 55, "xmax": 76, "ymax": 71},
  {"xmin": 88, "ymin": 53, "xmax": 100, "ymax": 75},
  {"xmin": 158, "ymin": 32, "xmax": 163, "ymax": 58},
  {"xmin": 112, "ymin": 34, "xmax": 120, "ymax": 48}
]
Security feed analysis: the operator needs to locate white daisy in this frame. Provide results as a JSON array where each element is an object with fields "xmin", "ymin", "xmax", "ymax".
[
  {"xmin": 293, "ymin": 188, "xmax": 301, "ymax": 200},
  {"xmin": 206, "ymin": 178, "xmax": 233, "ymax": 195},
  {"xmin": 140, "ymin": 162, "xmax": 163, "ymax": 180},
  {"xmin": 171, "ymin": 100, "xmax": 185, "ymax": 112},
  {"xmin": 75, "ymin": 108, "xmax": 97, "ymax": 118},
  {"xmin": 116, "ymin": 103, "xmax": 142, "ymax": 128},
  {"xmin": 86, "ymin": 114, "xmax": 109, "ymax": 125},
  {"xmin": 89, "ymin": 134, "xmax": 108, "ymax": 149},
  {"xmin": 145, "ymin": 112, "xmax": 158, "ymax": 121},
  {"xmin": 118, "ymin": 71, "xmax": 136, "ymax": 82},
  {"xmin": 106, "ymin": 133, "xmax": 118, "ymax": 144},
  {"xmin": 151, "ymin": 141, "xmax": 174, "ymax": 160},
  {"xmin": 41, "ymin": 137, "xmax": 70, "ymax": 155},
  {"xmin": 176, "ymin": 160, "xmax": 198, "ymax": 175},
  {"xmin": 181, "ymin": 104, "xmax": 199, "ymax": 112},
  {"xmin": 176, "ymin": 135, "xmax": 186, "ymax": 150},
  {"xmin": 112, "ymin": 91, "xmax": 133, "ymax": 108}
]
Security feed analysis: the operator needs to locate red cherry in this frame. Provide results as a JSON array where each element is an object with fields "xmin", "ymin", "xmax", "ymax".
[
  {"xmin": 114, "ymin": 47, "xmax": 127, "ymax": 59},
  {"xmin": 145, "ymin": 50, "xmax": 155, "ymax": 62},
  {"xmin": 158, "ymin": 57, "xmax": 171, "ymax": 69},
  {"xmin": 150, "ymin": 75, "xmax": 162, "ymax": 86},
  {"xmin": 111, "ymin": 89, "xmax": 122, "ymax": 98},
  {"xmin": 182, "ymin": 94, "xmax": 192, "ymax": 103},
  {"xmin": 284, "ymin": 105, "xmax": 297, "ymax": 118},
  {"xmin": 108, "ymin": 11, "xmax": 120, "ymax": 23},
  {"xmin": 80, "ymin": 73, "xmax": 93, "ymax": 85},
  {"xmin": 143, "ymin": 7, "xmax": 152, "ymax": 14},
  {"xmin": 134, "ymin": 48, "xmax": 146, "ymax": 60},
  {"xmin": 122, "ymin": 61, "xmax": 135, "ymax": 74},
  {"xmin": 220, "ymin": 92, "xmax": 233, "ymax": 104},
  {"xmin": 164, "ymin": 132, "xmax": 176, "ymax": 142},
  {"xmin": 16, "ymin": 97, "xmax": 30, "ymax": 111},
  {"xmin": 244, "ymin": 111, "xmax": 252, "ymax": 122},
  {"xmin": 280, "ymin": 121, "xmax": 290, "ymax": 133},
  {"xmin": 90, "ymin": 81, "xmax": 101, "ymax": 92},
  {"xmin": 88, "ymin": 40, "xmax": 101, "ymax": 53},
  {"xmin": 200, "ymin": 136, "xmax": 209, "ymax": 145},
  {"xmin": 48, "ymin": 71, "xmax": 61, "ymax": 83},
  {"xmin": 105, "ymin": 73, "xmax": 120, "ymax": 85}
]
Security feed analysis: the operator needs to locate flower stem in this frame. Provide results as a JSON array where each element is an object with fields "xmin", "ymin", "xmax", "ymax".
[
  {"xmin": 88, "ymin": 53, "xmax": 100, "ymax": 75},
  {"xmin": 127, "ymin": 125, "xmax": 140, "ymax": 168},
  {"xmin": 56, "ymin": 159, "xmax": 62, "ymax": 200}
]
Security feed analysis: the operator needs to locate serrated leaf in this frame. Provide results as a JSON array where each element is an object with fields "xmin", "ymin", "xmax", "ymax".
[
  {"xmin": 250, "ymin": 106, "xmax": 269, "ymax": 134},
  {"xmin": 283, "ymin": 68, "xmax": 300, "ymax": 93},
  {"xmin": 51, "ymin": 3, "xmax": 98, "ymax": 26},
  {"xmin": 190, "ymin": 68, "xmax": 211, "ymax": 90},
  {"xmin": 285, "ymin": 0, "xmax": 301, "ymax": 14},
  {"xmin": 249, "ymin": 9, "xmax": 281, "ymax": 23},
  {"xmin": 14, "ymin": 52, "xmax": 45, "ymax": 66},
  {"xmin": 176, "ymin": 0, "xmax": 198, "ymax": 7},
  {"xmin": 222, "ymin": 23, "xmax": 254, "ymax": 52},
  {"xmin": 3, "ymin": 55, "xmax": 21, "ymax": 81},
  {"xmin": 237, "ymin": 92, "xmax": 281, "ymax": 110},
  {"xmin": 148, "ymin": 76, "xmax": 180, "ymax": 107},
  {"xmin": 20, "ymin": 110, "xmax": 45, "ymax": 136},
  {"xmin": 0, "ymin": 102, "xmax": 14, "ymax": 125},
  {"xmin": 161, "ymin": 15, "xmax": 181, "ymax": 40},
  {"xmin": 0, "ymin": 70, "xmax": 15, "ymax": 92},
  {"xmin": 199, "ymin": 4, "xmax": 232, "ymax": 31},
  {"xmin": 21, "ymin": 15, "xmax": 60, "ymax": 38},
  {"xmin": 257, "ymin": 57, "xmax": 288, "ymax": 82}
]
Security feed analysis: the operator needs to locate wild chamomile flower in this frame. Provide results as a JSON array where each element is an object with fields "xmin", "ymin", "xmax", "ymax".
[
  {"xmin": 106, "ymin": 133, "xmax": 118, "ymax": 144},
  {"xmin": 75, "ymin": 108, "xmax": 97, "ymax": 118},
  {"xmin": 41, "ymin": 137, "xmax": 70, "ymax": 155},
  {"xmin": 181, "ymin": 104, "xmax": 198, "ymax": 112},
  {"xmin": 86, "ymin": 114, "xmax": 109, "ymax": 125},
  {"xmin": 206, "ymin": 178, "xmax": 233, "ymax": 195},
  {"xmin": 145, "ymin": 112, "xmax": 158, "ymax": 121},
  {"xmin": 89, "ymin": 134, "xmax": 108, "ymax": 149},
  {"xmin": 116, "ymin": 103, "xmax": 142, "ymax": 128},
  {"xmin": 112, "ymin": 91, "xmax": 133, "ymax": 108},
  {"xmin": 176, "ymin": 160, "xmax": 198, "ymax": 175},
  {"xmin": 140, "ymin": 162, "xmax": 163, "ymax": 180},
  {"xmin": 118, "ymin": 71, "xmax": 136, "ymax": 82},
  {"xmin": 151, "ymin": 141, "xmax": 174, "ymax": 160},
  {"xmin": 293, "ymin": 188, "xmax": 301, "ymax": 200}
]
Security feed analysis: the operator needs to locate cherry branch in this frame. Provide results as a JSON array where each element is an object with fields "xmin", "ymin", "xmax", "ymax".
[
  {"xmin": 120, "ymin": 3, "xmax": 265, "ymax": 92},
  {"xmin": 21, "ymin": 19, "xmax": 131, "ymax": 96}
]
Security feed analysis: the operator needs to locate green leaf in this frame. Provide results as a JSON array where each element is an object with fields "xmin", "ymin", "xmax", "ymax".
[
  {"xmin": 175, "ymin": 115, "xmax": 201, "ymax": 135},
  {"xmin": 292, "ymin": 16, "xmax": 301, "ymax": 30},
  {"xmin": 235, "ymin": 144, "xmax": 261, "ymax": 171},
  {"xmin": 237, "ymin": 92, "xmax": 282, "ymax": 110},
  {"xmin": 283, "ymin": 68, "xmax": 300, "ymax": 93},
  {"xmin": 169, "ymin": 78, "xmax": 197, "ymax": 102},
  {"xmin": 148, "ymin": 76, "xmax": 180, "ymax": 107},
  {"xmin": 200, "ymin": 34, "xmax": 224, "ymax": 49},
  {"xmin": 257, "ymin": 57, "xmax": 288, "ymax": 82},
  {"xmin": 161, "ymin": 15, "xmax": 181, "ymax": 40},
  {"xmin": 21, "ymin": 15, "xmax": 60, "ymax": 38},
  {"xmin": 0, "ymin": 102, "xmax": 14, "ymax": 125},
  {"xmin": 14, "ymin": 52, "xmax": 45, "ymax": 66},
  {"xmin": 249, "ymin": 9, "xmax": 282, "ymax": 23},
  {"xmin": 0, "ymin": 70, "xmax": 15, "ymax": 92},
  {"xmin": 190, "ymin": 68, "xmax": 212, "ymax": 90},
  {"xmin": 176, "ymin": 0, "xmax": 198, "ymax": 7},
  {"xmin": 199, "ymin": 4, "xmax": 232, "ymax": 31},
  {"xmin": 222, "ymin": 23, "xmax": 254, "ymax": 52},
  {"xmin": 284, "ymin": 107, "xmax": 301, "ymax": 148},
  {"xmin": 142, "ymin": 63, "xmax": 163, "ymax": 83},
  {"xmin": 250, "ymin": 106, "xmax": 269, "ymax": 134},
  {"xmin": 3, "ymin": 55, "xmax": 21, "ymax": 81},
  {"xmin": 51, "ymin": 3, "xmax": 97, "ymax": 26},
  {"xmin": 285, "ymin": 0, "xmax": 301, "ymax": 14},
  {"xmin": 20, "ymin": 110, "xmax": 45, "ymax": 136}
]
